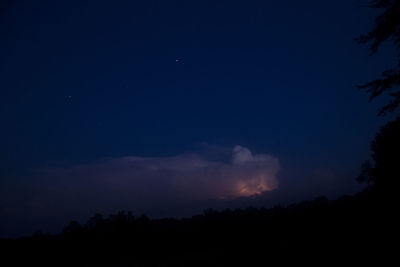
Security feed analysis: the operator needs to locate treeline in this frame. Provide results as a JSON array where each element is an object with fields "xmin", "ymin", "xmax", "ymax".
[{"xmin": 0, "ymin": 188, "xmax": 393, "ymax": 266}]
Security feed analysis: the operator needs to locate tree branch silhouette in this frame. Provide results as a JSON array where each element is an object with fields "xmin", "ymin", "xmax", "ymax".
[{"xmin": 356, "ymin": 0, "xmax": 400, "ymax": 115}]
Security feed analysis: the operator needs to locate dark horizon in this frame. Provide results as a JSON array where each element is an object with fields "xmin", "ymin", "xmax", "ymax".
[{"xmin": 0, "ymin": 0, "xmax": 398, "ymax": 238}]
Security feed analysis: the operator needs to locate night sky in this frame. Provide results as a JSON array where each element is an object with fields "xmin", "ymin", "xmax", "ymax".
[{"xmin": 0, "ymin": 0, "xmax": 396, "ymax": 237}]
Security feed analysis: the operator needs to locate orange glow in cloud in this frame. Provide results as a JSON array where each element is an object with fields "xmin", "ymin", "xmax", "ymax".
[
  {"xmin": 209, "ymin": 146, "xmax": 280, "ymax": 199},
  {"xmin": 234, "ymin": 175, "xmax": 277, "ymax": 197}
]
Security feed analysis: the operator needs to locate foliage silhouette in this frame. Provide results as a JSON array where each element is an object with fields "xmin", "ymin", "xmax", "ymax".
[
  {"xmin": 357, "ymin": 115, "xmax": 400, "ymax": 197},
  {"xmin": 356, "ymin": 0, "xmax": 400, "ymax": 115},
  {"xmin": 370, "ymin": 116, "xmax": 400, "ymax": 192},
  {"xmin": 357, "ymin": 160, "xmax": 374, "ymax": 186}
]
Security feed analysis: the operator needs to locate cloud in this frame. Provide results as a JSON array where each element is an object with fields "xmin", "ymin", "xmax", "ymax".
[
  {"xmin": 170, "ymin": 145, "xmax": 280, "ymax": 199},
  {"xmin": 40, "ymin": 145, "xmax": 279, "ymax": 201},
  {"xmin": 0, "ymin": 145, "xmax": 280, "ymax": 236}
]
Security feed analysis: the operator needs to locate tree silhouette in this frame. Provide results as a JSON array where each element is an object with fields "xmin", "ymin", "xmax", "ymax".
[
  {"xmin": 62, "ymin": 220, "xmax": 83, "ymax": 235},
  {"xmin": 356, "ymin": 0, "xmax": 400, "ymax": 115},
  {"xmin": 357, "ymin": 160, "xmax": 374, "ymax": 186},
  {"xmin": 370, "ymin": 116, "xmax": 400, "ymax": 192},
  {"xmin": 357, "ymin": 116, "xmax": 400, "ymax": 195}
]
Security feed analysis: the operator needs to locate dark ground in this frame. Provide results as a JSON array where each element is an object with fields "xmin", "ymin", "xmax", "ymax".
[{"xmin": 0, "ymin": 187, "xmax": 395, "ymax": 266}]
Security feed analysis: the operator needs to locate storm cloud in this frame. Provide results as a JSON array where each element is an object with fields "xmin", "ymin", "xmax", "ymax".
[
  {"xmin": 0, "ymin": 145, "xmax": 280, "ymax": 236},
  {"xmin": 39, "ymin": 145, "xmax": 280, "ymax": 202}
]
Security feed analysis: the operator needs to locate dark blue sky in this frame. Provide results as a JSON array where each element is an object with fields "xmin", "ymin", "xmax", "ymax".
[{"xmin": 0, "ymin": 0, "xmax": 397, "ymax": 236}]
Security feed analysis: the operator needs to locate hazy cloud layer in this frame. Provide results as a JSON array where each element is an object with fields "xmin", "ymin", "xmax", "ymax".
[
  {"xmin": 0, "ymin": 145, "xmax": 280, "ymax": 236},
  {"xmin": 40, "ymin": 145, "xmax": 280, "ymax": 201}
]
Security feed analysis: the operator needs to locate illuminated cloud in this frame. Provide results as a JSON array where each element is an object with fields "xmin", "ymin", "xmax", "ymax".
[
  {"xmin": 46, "ymin": 145, "xmax": 280, "ymax": 201},
  {"xmin": 0, "ymin": 145, "xmax": 280, "ymax": 235},
  {"xmin": 171, "ymin": 145, "xmax": 280, "ymax": 199},
  {"xmin": 102, "ymin": 145, "xmax": 280, "ymax": 199}
]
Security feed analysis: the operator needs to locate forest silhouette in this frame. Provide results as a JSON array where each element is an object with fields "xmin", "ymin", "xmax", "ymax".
[
  {"xmin": 0, "ymin": 187, "xmax": 394, "ymax": 265},
  {"xmin": 1, "ymin": 0, "xmax": 399, "ymax": 265}
]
